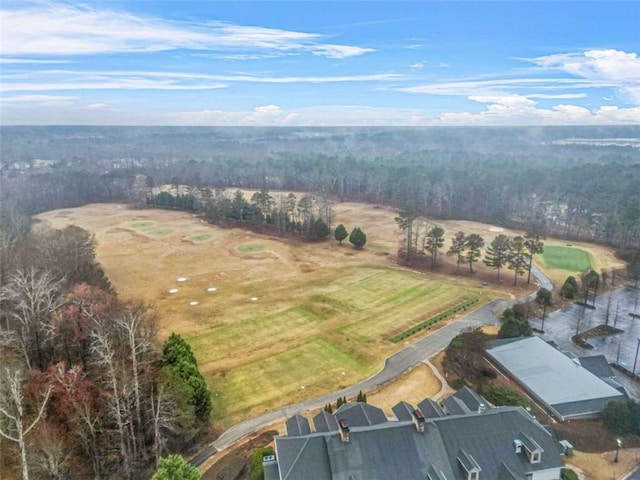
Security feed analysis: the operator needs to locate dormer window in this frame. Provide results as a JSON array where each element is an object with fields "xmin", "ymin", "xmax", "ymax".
[
  {"xmin": 531, "ymin": 451, "xmax": 541, "ymax": 463},
  {"xmin": 518, "ymin": 432, "xmax": 543, "ymax": 465},
  {"xmin": 457, "ymin": 449, "xmax": 481, "ymax": 480}
]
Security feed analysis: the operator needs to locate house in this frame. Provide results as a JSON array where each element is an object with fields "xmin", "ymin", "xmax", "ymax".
[
  {"xmin": 266, "ymin": 394, "xmax": 564, "ymax": 480},
  {"xmin": 486, "ymin": 336, "xmax": 627, "ymax": 421}
]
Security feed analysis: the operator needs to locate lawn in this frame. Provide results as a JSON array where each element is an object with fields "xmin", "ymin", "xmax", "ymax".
[
  {"xmin": 540, "ymin": 245, "xmax": 593, "ymax": 272},
  {"xmin": 34, "ymin": 203, "xmax": 514, "ymax": 428}
]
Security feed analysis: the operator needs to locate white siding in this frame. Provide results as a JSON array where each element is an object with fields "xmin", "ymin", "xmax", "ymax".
[{"xmin": 531, "ymin": 467, "xmax": 562, "ymax": 480}]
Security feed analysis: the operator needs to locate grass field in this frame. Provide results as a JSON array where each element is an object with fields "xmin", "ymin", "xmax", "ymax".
[
  {"xmin": 540, "ymin": 245, "xmax": 593, "ymax": 272},
  {"xmin": 35, "ymin": 201, "xmax": 622, "ymax": 427}
]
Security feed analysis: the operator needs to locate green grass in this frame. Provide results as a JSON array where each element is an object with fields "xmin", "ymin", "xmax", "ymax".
[
  {"xmin": 146, "ymin": 229, "xmax": 173, "ymax": 236},
  {"xmin": 186, "ymin": 233, "xmax": 213, "ymax": 242},
  {"xmin": 190, "ymin": 267, "xmax": 494, "ymax": 427},
  {"xmin": 541, "ymin": 245, "xmax": 593, "ymax": 272},
  {"xmin": 210, "ymin": 337, "xmax": 367, "ymax": 425},
  {"xmin": 238, "ymin": 244, "xmax": 264, "ymax": 252},
  {"xmin": 130, "ymin": 221, "xmax": 155, "ymax": 228}
]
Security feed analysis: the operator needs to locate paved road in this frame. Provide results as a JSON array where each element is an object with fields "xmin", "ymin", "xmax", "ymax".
[{"xmin": 191, "ymin": 270, "xmax": 551, "ymax": 467}]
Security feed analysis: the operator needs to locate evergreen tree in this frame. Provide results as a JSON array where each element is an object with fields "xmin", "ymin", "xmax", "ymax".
[
  {"xmin": 447, "ymin": 231, "xmax": 467, "ymax": 273},
  {"xmin": 152, "ymin": 454, "xmax": 200, "ymax": 480},
  {"xmin": 484, "ymin": 234, "xmax": 510, "ymax": 282},
  {"xmin": 349, "ymin": 227, "xmax": 367, "ymax": 249},
  {"xmin": 425, "ymin": 226, "xmax": 445, "ymax": 269},
  {"xmin": 311, "ymin": 217, "xmax": 330, "ymax": 240},
  {"xmin": 162, "ymin": 334, "xmax": 212, "ymax": 423},
  {"xmin": 524, "ymin": 232, "xmax": 545, "ymax": 284},
  {"xmin": 508, "ymin": 236, "xmax": 528, "ymax": 286},
  {"xmin": 464, "ymin": 234, "xmax": 484, "ymax": 274},
  {"xmin": 334, "ymin": 224, "xmax": 348, "ymax": 245}
]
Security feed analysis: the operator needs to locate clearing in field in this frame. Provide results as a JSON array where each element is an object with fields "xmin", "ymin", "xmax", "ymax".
[
  {"xmin": 540, "ymin": 245, "xmax": 593, "ymax": 272},
  {"xmin": 35, "ymin": 202, "xmax": 622, "ymax": 428}
]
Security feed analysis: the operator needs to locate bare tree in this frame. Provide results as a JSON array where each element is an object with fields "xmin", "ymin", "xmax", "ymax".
[
  {"xmin": 0, "ymin": 366, "xmax": 52, "ymax": 480},
  {"xmin": 0, "ymin": 268, "xmax": 66, "ymax": 370}
]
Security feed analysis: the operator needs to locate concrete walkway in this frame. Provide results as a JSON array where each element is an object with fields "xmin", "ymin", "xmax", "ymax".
[{"xmin": 423, "ymin": 357, "xmax": 455, "ymax": 402}]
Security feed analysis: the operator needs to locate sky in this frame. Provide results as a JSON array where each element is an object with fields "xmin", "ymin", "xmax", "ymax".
[{"xmin": 1, "ymin": 1, "xmax": 639, "ymax": 126}]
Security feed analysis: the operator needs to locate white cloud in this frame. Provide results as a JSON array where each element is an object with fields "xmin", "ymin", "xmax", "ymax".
[
  {"xmin": 0, "ymin": 3, "xmax": 372, "ymax": 59},
  {"xmin": 0, "ymin": 94, "xmax": 75, "ymax": 106},
  {"xmin": 410, "ymin": 62, "xmax": 426, "ymax": 69},
  {"xmin": 529, "ymin": 49, "xmax": 640, "ymax": 103},
  {"xmin": 527, "ymin": 93, "xmax": 586, "ymax": 99},
  {"xmin": 86, "ymin": 103, "xmax": 108, "ymax": 109},
  {"xmin": 1, "ymin": 69, "xmax": 401, "ymax": 92},
  {"xmin": 0, "ymin": 57, "xmax": 71, "ymax": 64},
  {"xmin": 438, "ymin": 62, "xmax": 450, "ymax": 68}
]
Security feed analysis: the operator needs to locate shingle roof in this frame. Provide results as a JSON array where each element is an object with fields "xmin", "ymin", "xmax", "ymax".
[
  {"xmin": 441, "ymin": 396, "xmax": 471, "ymax": 416},
  {"xmin": 578, "ymin": 355, "xmax": 615, "ymax": 378},
  {"xmin": 392, "ymin": 401, "xmax": 416, "ymax": 422},
  {"xmin": 417, "ymin": 398, "xmax": 446, "ymax": 419},
  {"xmin": 313, "ymin": 410, "xmax": 339, "ymax": 432},
  {"xmin": 334, "ymin": 402, "xmax": 388, "ymax": 427},
  {"xmin": 453, "ymin": 386, "xmax": 488, "ymax": 413},
  {"xmin": 275, "ymin": 404, "xmax": 565, "ymax": 480},
  {"xmin": 285, "ymin": 414, "xmax": 311, "ymax": 437}
]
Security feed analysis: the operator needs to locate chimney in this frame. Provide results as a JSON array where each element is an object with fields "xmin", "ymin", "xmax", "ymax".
[
  {"xmin": 339, "ymin": 419, "xmax": 350, "ymax": 443},
  {"xmin": 413, "ymin": 408, "xmax": 426, "ymax": 433},
  {"xmin": 478, "ymin": 403, "xmax": 486, "ymax": 414}
]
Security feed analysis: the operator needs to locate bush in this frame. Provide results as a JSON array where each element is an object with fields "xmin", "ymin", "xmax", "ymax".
[
  {"xmin": 483, "ymin": 386, "xmax": 526, "ymax": 407},
  {"xmin": 561, "ymin": 276, "xmax": 579, "ymax": 299},
  {"xmin": 561, "ymin": 468, "xmax": 579, "ymax": 480},
  {"xmin": 602, "ymin": 399, "xmax": 640, "ymax": 435},
  {"xmin": 251, "ymin": 447, "xmax": 275, "ymax": 480}
]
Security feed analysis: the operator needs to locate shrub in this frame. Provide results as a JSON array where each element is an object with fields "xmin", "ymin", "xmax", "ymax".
[
  {"xmin": 251, "ymin": 447, "xmax": 275, "ymax": 480},
  {"xmin": 483, "ymin": 385, "xmax": 526, "ymax": 407},
  {"xmin": 561, "ymin": 468, "xmax": 579, "ymax": 480}
]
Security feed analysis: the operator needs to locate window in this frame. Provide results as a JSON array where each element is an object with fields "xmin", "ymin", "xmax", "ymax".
[
  {"xmin": 469, "ymin": 471, "xmax": 478, "ymax": 480},
  {"xmin": 531, "ymin": 451, "xmax": 540, "ymax": 463}
]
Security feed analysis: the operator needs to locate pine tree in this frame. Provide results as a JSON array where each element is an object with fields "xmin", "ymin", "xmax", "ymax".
[
  {"xmin": 349, "ymin": 227, "xmax": 367, "ymax": 249},
  {"xmin": 447, "ymin": 231, "xmax": 467, "ymax": 274},
  {"xmin": 483, "ymin": 234, "xmax": 510, "ymax": 282},
  {"xmin": 334, "ymin": 224, "xmax": 348, "ymax": 245}
]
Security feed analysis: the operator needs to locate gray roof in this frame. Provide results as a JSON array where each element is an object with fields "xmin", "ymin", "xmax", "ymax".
[
  {"xmin": 578, "ymin": 355, "xmax": 615, "ymax": 378},
  {"xmin": 334, "ymin": 402, "xmax": 388, "ymax": 427},
  {"xmin": 275, "ymin": 405, "xmax": 564, "ymax": 480},
  {"xmin": 313, "ymin": 410, "xmax": 339, "ymax": 432},
  {"xmin": 285, "ymin": 414, "xmax": 311, "ymax": 437},
  {"xmin": 435, "ymin": 408, "xmax": 564, "ymax": 480},
  {"xmin": 418, "ymin": 398, "xmax": 446, "ymax": 418},
  {"xmin": 486, "ymin": 336, "xmax": 626, "ymax": 419},
  {"xmin": 441, "ymin": 396, "xmax": 471, "ymax": 416},
  {"xmin": 392, "ymin": 401, "xmax": 416, "ymax": 422},
  {"xmin": 452, "ymin": 386, "xmax": 487, "ymax": 413}
]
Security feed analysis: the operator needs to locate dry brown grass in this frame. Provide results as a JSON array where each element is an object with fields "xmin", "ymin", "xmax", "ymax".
[
  {"xmin": 567, "ymin": 448, "xmax": 640, "ymax": 480},
  {"xmin": 35, "ymin": 201, "xmax": 622, "ymax": 428},
  {"xmin": 366, "ymin": 364, "xmax": 441, "ymax": 416}
]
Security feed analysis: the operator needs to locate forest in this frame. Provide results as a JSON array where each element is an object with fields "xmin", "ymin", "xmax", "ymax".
[
  {"xmin": 0, "ymin": 212, "xmax": 212, "ymax": 478},
  {"xmin": 2, "ymin": 126, "xmax": 639, "ymax": 249}
]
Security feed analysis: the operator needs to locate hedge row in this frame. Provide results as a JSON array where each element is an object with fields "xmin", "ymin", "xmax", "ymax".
[{"xmin": 390, "ymin": 298, "xmax": 479, "ymax": 343}]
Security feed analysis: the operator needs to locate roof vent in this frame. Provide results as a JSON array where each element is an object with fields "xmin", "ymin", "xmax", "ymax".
[
  {"xmin": 514, "ymin": 439, "xmax": 523, "ymax": 454},
  {"xmin": 478, "ymin": 403, "xmax": 486, "ymax": 414}
]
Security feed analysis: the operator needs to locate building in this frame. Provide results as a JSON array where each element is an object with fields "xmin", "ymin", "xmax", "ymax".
[
  {"xmin": 486, "ymin": 336, "xmax": 627, "ymax": 421},
  {"xmin": 265, "ymin": 390, "xmax": 564, "ymax": 480}
]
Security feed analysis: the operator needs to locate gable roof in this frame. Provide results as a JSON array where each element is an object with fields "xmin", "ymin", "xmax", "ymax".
[
  {"xmin": 392, "ymin": 401, "xmax": 416, "ymax": 422},
  {"xmin": 418, "ymin": 398, "xmax": 446, "ymax": 419},
  {"xmin": 441, "ymin": 396, "xmax": 471, "ymax": 416},
  {"xmin": 578, "ymin": 355, "xmax": 615, "ymax": 378},
  {"xmin": 285, "ymin": 414, "xmax": 311, "ymax": 437},
  {"xmin": 275, "ymin": 403, "xmax": 564, "ymax": 480},
  {"xmin": 313, "ymin": 410, "xmax": 339, "ymax": 432},
  {"xmin": 334, "ymin": 402, "xmax": 387, "ymax": 427},
  {"xmin": 453, "ymin": 386, "xmax": 488, "ymax": 413}
]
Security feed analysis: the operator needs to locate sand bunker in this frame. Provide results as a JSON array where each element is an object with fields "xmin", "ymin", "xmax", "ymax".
[
  {"xmin": 189, "ymin": 301, "xmax": 199, "ymax": 306},
  {"xmin": 207, "ymin": 287, "xmax": 217, "ymax": 292},
  {"xmin": 251, "ymin": 297, "xmax": 258, "ymax": 301},
  {"xmin": 168, "ymin": 288, "xmax": 178, "ymax": 294},
  {"xmin": 489, "ymin": 226, "xmax": 505, "ymax": 232},
  {"xmin": 177, "ymin": 277, "xmax": 187, "ymax": 282}
]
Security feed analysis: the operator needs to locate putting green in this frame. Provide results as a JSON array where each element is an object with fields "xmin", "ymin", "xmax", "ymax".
[
  {"xmin": 541, "ymin": 245, "xmax": 593, "ymax": 272},
  {"xmin": 130, "ymin": 221, "xmax": 155, "ymax": 228},
  {"xmin": 187, "ymin": 234, "xmax": 214, "ymax": 242},
  {"xmin": 238, "ymin": 244, "xmax": 264, "ymax": 253},
  {"xmin": 146, "ymin": 229, "xmax": 173, "ymax": 236}
]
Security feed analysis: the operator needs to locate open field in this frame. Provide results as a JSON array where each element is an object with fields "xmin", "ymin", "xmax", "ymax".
[
  {"xmin": 35, "ymin": 201, "xmax": 623, "ymax": 427},
  {"xmin": 540, "ymin": 245, "xmax": 593, "ymax": 272}
]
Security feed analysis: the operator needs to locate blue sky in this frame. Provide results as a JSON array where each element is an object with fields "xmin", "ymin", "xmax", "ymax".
[{"xmin": 1, "ymin": 1, "xmax": 639, "ymax": 125}]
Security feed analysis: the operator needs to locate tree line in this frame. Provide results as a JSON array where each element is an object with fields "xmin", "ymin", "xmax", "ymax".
[{"xmin": 0, "ymin": 210, "xmax": 211, "ymax": 479}]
